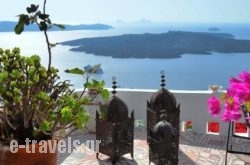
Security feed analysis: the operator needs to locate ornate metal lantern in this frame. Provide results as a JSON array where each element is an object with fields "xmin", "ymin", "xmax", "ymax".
[
  {"xmin": 96, "ymin": 77, "xmax": 134, "ymax": 164},
  {"xmin": 147, "ymin": 71, "xmax": 180, "ymax": 163},
  {"xmin": 148, "ymin": 110, "xmax": 178, "ymax": 164}
]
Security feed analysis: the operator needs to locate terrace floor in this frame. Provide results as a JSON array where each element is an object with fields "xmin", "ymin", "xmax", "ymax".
[{"xmin": 58, "ymin": 127, "xmax": 250, "ymax": 165}]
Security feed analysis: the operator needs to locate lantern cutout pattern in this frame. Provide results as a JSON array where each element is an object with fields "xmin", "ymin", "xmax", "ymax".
[
  {"xmin": 149, "ymin": 110, "xmax": 178, "ymax": 164},
  {"xmin": 96, "ymin": 77, "xmax": 134, "ymax": 164},
  {"xmin": 147, "ymin": 71, "xmax": 180, "ymax": 164}
]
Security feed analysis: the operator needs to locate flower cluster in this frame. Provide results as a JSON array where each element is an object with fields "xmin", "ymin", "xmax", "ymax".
[{"xmin": 207, "ymin": 71, "xmax": 250, "ymax": 123}]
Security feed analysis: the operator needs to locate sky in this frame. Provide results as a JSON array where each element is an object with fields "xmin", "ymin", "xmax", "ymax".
[{"xmin": 1, "ymin": 0, "xmax": 250, "ymax": 25}]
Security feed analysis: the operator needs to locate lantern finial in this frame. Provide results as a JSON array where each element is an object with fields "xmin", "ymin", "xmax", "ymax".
[
  {"xmin": 160, "ymin": 70, "xmax": 165, "ymax": 89},
  {"xmin": 112, "ymin": 76, "xmax": 117, "ymax": 95}
]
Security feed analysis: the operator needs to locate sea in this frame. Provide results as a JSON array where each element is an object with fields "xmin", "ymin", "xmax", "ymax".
[{"xmin": 0, "ymin": 22, "xmax": 250, "ymax": 90}]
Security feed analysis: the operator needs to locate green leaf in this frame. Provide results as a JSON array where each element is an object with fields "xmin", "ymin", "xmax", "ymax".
[
  {"xmin": 84, "ymin": 82, "xmax": 92, "ymax": 88},
  {"xmin": 82, "ymin": 96, "xmax": 91, "ymax": 104},
  {"xmin": 14, "ymin": 22, "xmax": 24, "ymax": 34},
  {"xmin": 18, "ymin": 14, "xmax": 29, "ymax": 23},
  {"xmin": 101, "ymin": 90, "xmax": 110, "ymax": 101},
  {"xmin": 47, "ymin": 18, "xmax": 52, "ymax": 24},
  {"xmin": 15, "ymin": 14, "xmax": 29, "ymax": 34},
  {"xmin": 39, "ymin": 21, "xmax": 47, "ymax": 31},
  {"xmin": 39, "ymin": 120, "xmax": 51, "ymax": 132},
  {"xmin": 26, "ymin": 4, "xmax": 39, "ymax": 13},
  {"xmin": 75, "ymin": 109, "xmax": 89, "ymax": 128},
  {"xmin": 53, "ymin": 23, "xmax": 65, "ymax": 30},
  {"xmin": 39, "ymin": 14, "xmax": 49, "ymax": 20},
  {"xmin": 37, "ymin": 92, "xmax": 50, "ymax": 102},
  {"xmin": 65, "ymin": 68, "xmax": 84, "ymax": 75},
  {"xmin": 0, "ymin": 72, "xmax": 8, "ymax": 82},
  {"xmin": 61, "ymin": 107, "xmax": 72, "ymax": 123}
]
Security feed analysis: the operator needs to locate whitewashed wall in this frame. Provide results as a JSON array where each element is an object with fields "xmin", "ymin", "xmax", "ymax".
[{"xmin": 76, "ymin": 88, "xmax": 249, "ymax": 136}]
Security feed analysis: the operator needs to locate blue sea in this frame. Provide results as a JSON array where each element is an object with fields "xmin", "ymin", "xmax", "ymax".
[{"xmin": 1, "ymin": 22, "xmax": 250, "ymax": 90}]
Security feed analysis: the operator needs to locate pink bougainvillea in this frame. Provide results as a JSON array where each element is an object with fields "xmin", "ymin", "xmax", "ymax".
[
  {"xmin": 208, "ymin": 71, "xmax": 250, "ymax": 122},
  {"xmin": 207, "ymin": 96, "xmax": 221, "ymax": 116}
]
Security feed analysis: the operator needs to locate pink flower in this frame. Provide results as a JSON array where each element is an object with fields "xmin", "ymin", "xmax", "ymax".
[
  {"xmin": 224, "ymin": 96, "xmax": 240, "ymax": 112},
  {"xmin": 208, "ymin": 70, "xmax": 250, "ymax": 122},
  {"xmin": 229, "ymin": 71, "xmax": 250, "ymax": 101},
  {"xmin": 208, "ymin": 96, "xmax": 221, "ymax": 116},
  {"xmin": 239, "ymin": 71, "xmax": 250, "ymax": 85},
  {"xmin": 222, "ymin": 109, "xmax": 242, "ymax": 122}
]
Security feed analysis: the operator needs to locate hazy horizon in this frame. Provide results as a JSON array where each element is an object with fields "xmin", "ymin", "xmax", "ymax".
[{"xmin": 1, "ymin": 0, "xmax": 250, "ymax": 25}]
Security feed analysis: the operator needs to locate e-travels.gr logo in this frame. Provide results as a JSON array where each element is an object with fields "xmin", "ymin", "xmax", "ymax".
[{"xmin": 9, "ymin": 137, "xmax": 101, "ymax": 154}]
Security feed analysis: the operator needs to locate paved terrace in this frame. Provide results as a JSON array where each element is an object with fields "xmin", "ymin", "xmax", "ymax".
[
  {"xmin": 58, "ymin": 88, "xmax": 250, "ymax": 165},
  {"xmin": 58, "ymin": 127, "xmax": 250, "ymax": 165}
]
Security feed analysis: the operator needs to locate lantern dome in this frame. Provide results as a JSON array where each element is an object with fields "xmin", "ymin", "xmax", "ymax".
[
  {"xmin": 106, "ymin": 76, "xmax": 129, "ymax": 122},
  {"xmin": 148, "ymin": 71, "xmax": 177, "ymax": 111},
  {"xmin": 151, "ymin": 119, "xmax": 175, "ymax": 142},
  {"xmin": 106, "ymin": 95, "xmax": 129, "ymax": 122},
  {"xmin": 149, "ymin": 88, "xmax": 177, "ymax": 111}
]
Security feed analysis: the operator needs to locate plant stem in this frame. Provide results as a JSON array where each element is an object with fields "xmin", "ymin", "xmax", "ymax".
[
  {"xmin": 44, "ymin": 31, "xmax": 51, "ymax": 70},
  {"xmin": 43, "ymin": 0, "xmax": 52, "ymax": 71}
]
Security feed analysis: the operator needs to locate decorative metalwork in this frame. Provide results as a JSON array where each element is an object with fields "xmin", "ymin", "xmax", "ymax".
[
  {"xmin": 96, "ymin": 78, "xmax": 134, "ymax": 164},
  {"xmin": 225, "ymin": 107, "xmax": 250, "ymax": 164},
  {"xmin": 111, "ymin": 76, "xmax": 117, "ymax": 95},
  {"xmin": 148, "ymin": 109, "xmax": 178, "ymax": 164},
  {"xmin": 160, "ymin": 70, "xmax": 166, "ymax": 89},
  {"xmin": 147, "ymin": 71, "xmax": 180, "ymax": 164}
]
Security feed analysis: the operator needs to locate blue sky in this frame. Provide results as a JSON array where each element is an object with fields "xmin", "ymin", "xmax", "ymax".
[{"xmin": 1, "ymin": 0, "xmax": 250, "ymax": 24}]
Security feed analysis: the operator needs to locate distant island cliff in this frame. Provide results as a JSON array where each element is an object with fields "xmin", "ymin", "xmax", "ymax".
[
  {"xmin": 0, "ymin": 21, "xmax": 113, "ymax": 32},
  {"xmin": 61, "ymin": 31, "xmax": 250, "ymax": 58}
]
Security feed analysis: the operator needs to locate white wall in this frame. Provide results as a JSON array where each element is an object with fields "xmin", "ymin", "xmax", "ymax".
[{"xmin": 76, "ymin": 88, "xmax": 249, "ymax": 136}]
